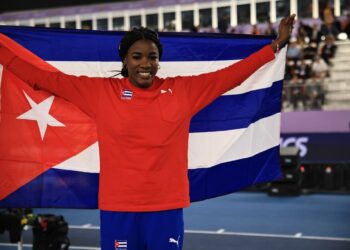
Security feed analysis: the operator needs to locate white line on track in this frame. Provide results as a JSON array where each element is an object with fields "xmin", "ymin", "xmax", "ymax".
[
  {"xmin": 294, "ymin": 232, "xmax": 303, "ymax": 237},
  {"xmin": 67, "ymin": 225, "xmax": 350, "ymax": 242},
  {"xmin": 216, "ymin": 229, "xmax": 225, "ymax": 233},
  {"xmin": 185, "ymin": 229, "xmax": 350, "ymax": 242}
]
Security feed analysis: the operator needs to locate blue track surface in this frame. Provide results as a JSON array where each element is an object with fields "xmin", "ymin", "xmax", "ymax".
[{"xmin": 1, "ymin": 192, "xmax": 350, "ymax": 249}]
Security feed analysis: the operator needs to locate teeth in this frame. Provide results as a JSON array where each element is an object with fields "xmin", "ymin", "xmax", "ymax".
[{"xmin": 139, "ymin": 72, "xmax": 151, "ymax": 77}]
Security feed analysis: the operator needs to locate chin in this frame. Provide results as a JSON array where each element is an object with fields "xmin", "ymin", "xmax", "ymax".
[{"xmin": 132, "ymin": 79, "xmax": 152, "ymax": 88}]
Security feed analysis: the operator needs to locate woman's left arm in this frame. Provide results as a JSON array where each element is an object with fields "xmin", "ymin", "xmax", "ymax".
[{"xmin": 179, "ymin": 14, "xmax": 295, "ymax": 115}]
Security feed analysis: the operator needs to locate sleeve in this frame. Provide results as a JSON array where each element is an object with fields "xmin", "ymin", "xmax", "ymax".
[
  {"xmin": 0, "ymin": 44, "xmax": 107, "ymax": 118},
  {"xmin": 178, "ymin": 45, "xmax": 275, "ymax": 115}
]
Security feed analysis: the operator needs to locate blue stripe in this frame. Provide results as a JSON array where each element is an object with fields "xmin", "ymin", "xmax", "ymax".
[
  {"xmin": 0, "ymin": 26, "xmax": 273, "ymax": 61},
  {"xmin": 0, "ymin": 169, "xmax": 99, "ymax": 208},
  {"xmin": 0, "ymin": 146, "xmax": 281, "ymax": 208},
  {"xmin": 189, "ymin": 146, "xmax": 282, "ymax": 202},
  {"xmin": 190, "ymin": 80, "xmax": 283, "ymax": 132}
]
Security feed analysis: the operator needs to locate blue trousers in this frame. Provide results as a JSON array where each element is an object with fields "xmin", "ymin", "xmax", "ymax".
[{"xmin": 100, "ymin": 209, "xmax": 184, "ymax": 250}]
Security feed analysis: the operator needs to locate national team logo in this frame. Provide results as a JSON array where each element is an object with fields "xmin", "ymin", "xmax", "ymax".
[
  {"xmin": 121, "ymin": 89, "xmax": 133, "ymax": 100},
  {"xmin": 115, "ymin": 240, "xmax": 127, "ymax": 249}
]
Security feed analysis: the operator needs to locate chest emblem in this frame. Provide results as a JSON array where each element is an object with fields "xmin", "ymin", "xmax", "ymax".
[{"xmin": 121, "ymin": 89, "xmax": 133, "ymax": 100}]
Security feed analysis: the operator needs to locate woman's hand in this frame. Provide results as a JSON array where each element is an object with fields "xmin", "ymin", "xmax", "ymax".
[{"xmin": 271, "ymin": 14, "xmax": 296, "ymax": 52}]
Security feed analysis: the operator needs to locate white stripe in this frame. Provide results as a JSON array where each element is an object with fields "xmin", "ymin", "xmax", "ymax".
[
  {"xmin": 52, "ymin": 114, "xmax": 280, "ymax": 173},
  {"xmin": 53, "ymin": 142, "xmax": 100, "ymax": 173},
  {"xmin": 48, "ymin": 47, "xmax": 286, "ymax": 95},
  {"xmin": 188, "ymin": 113, "xmax": 280, "ymax": 169}
]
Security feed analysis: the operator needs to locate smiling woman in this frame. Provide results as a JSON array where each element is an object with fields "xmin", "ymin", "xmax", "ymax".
[
  {"xmin": 0, "ymin": 15, "xmax": 295, "ymax": 250},
  {"xmin": 118, "ymin": 27, "xmax": 162, "ymax": 88}
]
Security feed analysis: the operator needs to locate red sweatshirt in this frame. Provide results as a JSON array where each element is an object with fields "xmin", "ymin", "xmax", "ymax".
[{"xmin": 0, "ymin": 43, "xmax": 275, "ymax": 211}]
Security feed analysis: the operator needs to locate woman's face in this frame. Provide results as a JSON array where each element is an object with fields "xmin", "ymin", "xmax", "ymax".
[{"xmin": 124, "ymin": 39, "xmax": 159, "ymax": 89}]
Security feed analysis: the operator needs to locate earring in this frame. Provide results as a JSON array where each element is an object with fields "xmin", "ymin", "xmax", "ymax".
[{"xmin": 157, "ymin": 64, "xmax": 161, "ymax": 70}]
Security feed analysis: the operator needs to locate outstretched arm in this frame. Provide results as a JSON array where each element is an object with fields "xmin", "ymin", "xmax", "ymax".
[
  {"xmin": 180, "ymin": 14, "xmax": 296, "ymax": 115},
  {"xmin": 0, "ymin": 34, "xmax": 109, "ymax": 118}
]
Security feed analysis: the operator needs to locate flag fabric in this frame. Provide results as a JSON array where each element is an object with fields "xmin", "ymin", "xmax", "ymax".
[{"xmin": 0, "ymin": 26, "xmax": 285, "ymax": 208}]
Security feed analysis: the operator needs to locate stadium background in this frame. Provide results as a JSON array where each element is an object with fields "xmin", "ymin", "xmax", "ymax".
[{"xmin": 0, "ymin": 0, "xmax": 350, "ymax": 249}]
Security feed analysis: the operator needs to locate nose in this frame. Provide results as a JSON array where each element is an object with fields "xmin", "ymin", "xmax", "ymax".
[{"xmin": 140, "ymin": 58, "xmax": 152, "ymax": 68}]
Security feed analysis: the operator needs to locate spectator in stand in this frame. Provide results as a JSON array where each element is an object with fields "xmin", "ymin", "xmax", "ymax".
[
  {"xmin": 321, "ymin": 35, "xmax": 337, "ymax": 65},
  {"xmin": 251, "ymin": 25, "xmax": 260, "ymax": 35},
  {"xmin": 284, "ymin": 59, "xmax": 296, "ymax": 80},
  {"xmin": 288, "ymin": 74, "xmax": 306, "ymax": 110},
  {"xmin": 312, "ymin": 55, "xmax": 329, "ymax": 79},
  {"xmin": 303, "ymin": 42, "xmax": 318, "ymax": 60},
  {"xmin": 190, "ymin": 25, "xmax": 199, "ymax": 32},
  {"xmin": 320, "ymin": 22, "xmax": 340, "ymax": 38},
  {"xmin": 310, "ymin": 24, "xmax": 321, "ymax": 44},
  {"xmin": 297, "ymin": 59, "xmax": 312, "ymax": 80},
  {"xmin": 218, "ymin": 15, "xmax": 229, "ymax": 33},
  {"xmin": 306, "ymin": 76, "xmax": 324, "ymax": 109},
  {"xmin": 297, "ymin": 22, "xmax": 310, "ymax": 44},
  {"xmin": 264, "ymin": 21, "xmax": 277, "ymax": 36},
  {"xmin": 286, "ymin": 39, "xmax": 302, "ymax": 63},
  {"xmin": 344, "ymin": 14, "xmax": 350, "ymax": 39},
  {"xmin": 322, "ymin": 1, "xmax": 335, "ymax": 26}
]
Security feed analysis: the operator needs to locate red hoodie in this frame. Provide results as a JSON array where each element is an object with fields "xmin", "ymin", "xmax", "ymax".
[{"xmin": 0, "ymin": 43, "xmax": 275, "ymax": 211}]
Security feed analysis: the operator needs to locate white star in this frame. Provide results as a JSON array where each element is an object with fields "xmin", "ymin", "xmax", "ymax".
[{"xmin": 17, "ymin": 91, "xmax": 65, "ymax": 140}]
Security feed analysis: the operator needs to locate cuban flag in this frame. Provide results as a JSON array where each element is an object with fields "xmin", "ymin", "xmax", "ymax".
[{"xmin": 0, "ymin": 25, "xmax": 285, "ymax": 208}]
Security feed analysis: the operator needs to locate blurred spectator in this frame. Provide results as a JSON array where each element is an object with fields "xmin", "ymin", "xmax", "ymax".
[
  {"xmin": 286, "ymin": 39, "xmax": 302, "ymax": 62},
  {"xmin": 297, "ymin": 59, "xmax": 312, "ymax": 80},
  {"xmin": 343, "ymin": 14, "xmax": 350, "ymax": 39},
  {"xmin": 218, "ymin": 15, "xmax": 229, "ymax": 33},
  {"xmin": 251, "ymin": 25, "xmax": 260, "ymax": 35},
  {"xmin": 321, "ymin": 35, "xmax": 337, "ymax": 65},
  {"xmin": 312, "ymin": 56, "xmax": 329, "ymax": 79},
  {"xmin": 297, "ymin": 23, "xmax": 310, "ymax": 44},
  {"xmin": 303, "ymin": 42, "xmax": 318, "ymax": 60},
  {"xmin": 288, "ymin": 74, "xmax": 306, "ymax": 110},
  {"xmin": 285, "ymin": 59, "xmax": 296, "ymax": 80},
  {"xmin": 322, "ymin": 1, "xmax": 335, "ymax": 26},
  {"xmin": 306, "ymin": 76, "xmax": 324, "ymax": 109},
  {"xmin": 320, "ymin": 22, "xmax": 340, "ymax": 38},
  {"xmin": 190, "ymin": 25, "xmax": 199, "ymax": 32},
  {"xmin": 310, "ymin": 24, "xmax": 321, "ymax": 44},
  {"xmin": 264, "ymin": 21, "xmax": 277, "ymax": 36}
]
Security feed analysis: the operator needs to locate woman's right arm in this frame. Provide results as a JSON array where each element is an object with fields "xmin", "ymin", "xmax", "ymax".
[{"xmin": 0, "ymin": 42, "xmax": 106, "ymax": 118}]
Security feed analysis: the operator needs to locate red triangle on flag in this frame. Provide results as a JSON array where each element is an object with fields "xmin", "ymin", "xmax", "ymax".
[{"xmin": 0, "ymin": 35, "xmax": 98, "ymax": 200}]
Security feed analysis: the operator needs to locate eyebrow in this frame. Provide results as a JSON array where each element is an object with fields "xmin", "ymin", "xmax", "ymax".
[{"xmin": 131, "ymin": 51, "xmax": 158, "ymax": 55}]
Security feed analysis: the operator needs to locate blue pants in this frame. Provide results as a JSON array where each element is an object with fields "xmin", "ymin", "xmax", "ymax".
[{"xmin": 100, "ymin": 209, "xmax": 184, "ymax": 250}]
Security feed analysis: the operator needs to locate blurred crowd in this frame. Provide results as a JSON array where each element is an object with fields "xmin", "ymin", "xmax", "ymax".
[{"xmin": 188, "ymin": 13, "xmax": 350, "ymax": 112}]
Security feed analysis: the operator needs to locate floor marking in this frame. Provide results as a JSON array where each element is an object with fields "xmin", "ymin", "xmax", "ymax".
[
  {"xmin": 294, "ymin": 233, "xmax": 303, "ymax": 237},
  {"xmin": 67, "ymin": 225, "xmax": 350, "ymax": 242},
  {"xmin": 69, "ymin": 225, "xmax": 100, "ymax": 230},
  {"xmin": 184, "ymin": 229, "xmax": 350, "ymax": 242},
  {"xmin": 216, "ymin": 229, "xmax": 225, "ymax": 233}
]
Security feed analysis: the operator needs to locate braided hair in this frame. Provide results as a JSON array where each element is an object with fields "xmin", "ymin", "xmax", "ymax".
[{"xmin": 118, "ymin": 27, "xmax": 163, "ymax": 77}]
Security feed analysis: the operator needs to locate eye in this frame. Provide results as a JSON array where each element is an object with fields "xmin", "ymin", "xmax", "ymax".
[{"xmin": 132, "ymin": 55, "xmax": 141, "ymax": 60}]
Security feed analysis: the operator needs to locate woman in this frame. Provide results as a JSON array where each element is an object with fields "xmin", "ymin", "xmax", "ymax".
[{"xmin": 0, "ymin": 14, "xmax": 295, "ymax": 250}]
